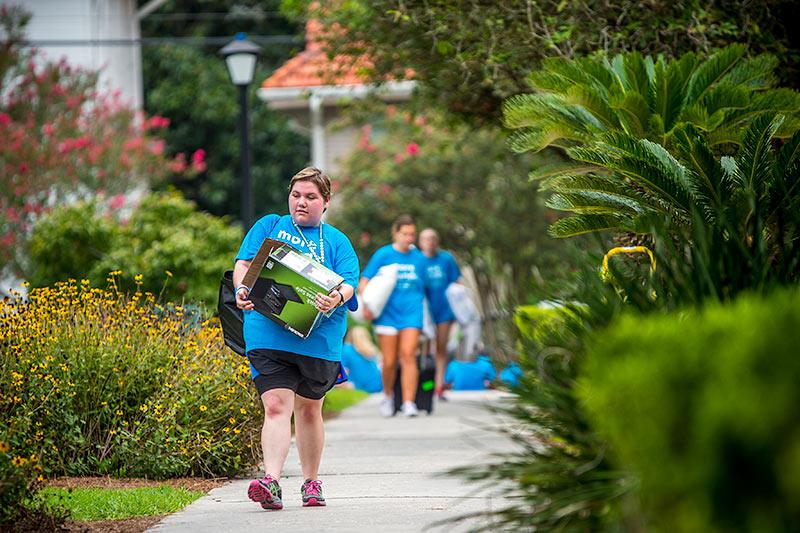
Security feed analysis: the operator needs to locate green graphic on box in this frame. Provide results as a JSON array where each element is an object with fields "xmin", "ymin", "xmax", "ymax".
[{"xmin": 243, "ymin": 239, "xmax": 343, "ymax": 338}]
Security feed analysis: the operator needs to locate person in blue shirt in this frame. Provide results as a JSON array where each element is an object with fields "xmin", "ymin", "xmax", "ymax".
[
  {"xmin": 418, "ymin": 228, "xmax": 463, "ymax": 401},
  {"xmin": 359, "ymin": 214, "xmax": 428, "ymax": 418},
  {"xmin": 233, "ymin": 167, "xmax": 359, "ymax": 511},
  {"xmin": 340, "ymin": 326, "xmax": 383, "ymax": 393},
  {"xmin": 444, "ymin": 355, "xmax": 497, "ymax": 391}
]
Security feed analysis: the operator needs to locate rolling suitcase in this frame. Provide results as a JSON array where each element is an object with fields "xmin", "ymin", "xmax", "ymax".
[{"xmin": 393, "ymin": 354, "xmax": 436, "ymax": 415}]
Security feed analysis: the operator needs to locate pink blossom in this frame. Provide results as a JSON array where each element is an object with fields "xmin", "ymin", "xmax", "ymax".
[
  {"xmin": 405, "ymin": 142, "xmax": 420, "ymax": 156},
  {"xmin": 123, "ymin": 137, "xmax": 143, "ymax": 151},
  {"xmin": 43, "ymin": 123, "xmax": 55, "ymax": 136},
  {"xmin": 146, "ymin": 115, "xmax": 170, "ymax": 129},
  {"xmin": 394, "ymin": 153, "xmax": 405, "ymax": 163},
  {"xmin": 380, "ymin": 184, "xmax": 393, "ymax": 195},
  {"xmin": 1, "ymin": 232, "xmax": 14, "ymax": 247},
  {"xmin": 169, "ymin": 153, "xmax": 187, "ymax": 173},
  {"xmin": 191, "ymin": 148, "xmax": 206, "ymax": 164},
  {"xmin": 0, "ymin": 113, "xmax": 11, "ymax": 126},
  {"xmin": 66, "ymin": 96, "xmax": 81, "ymax": 109},
  {"xmin": 5, "ymin": 208, "xmax": 20, "ymax": 223},
  {"xmin": 149, "ymin": 139, "xmax": 165, "ymax": 155},
  {"xmin": 18, "ymin": 163, "xmax": 28, "ymax": 173},
  {"xmin": 109, "ymin": 193, "xmax": 126, "ymax": 210}
]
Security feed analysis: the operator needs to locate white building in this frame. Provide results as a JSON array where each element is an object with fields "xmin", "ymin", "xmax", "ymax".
[
  {"xmin": 12, "ymin": 0, "xmax": 147, "ymax": 109},
  {"xmin": 258, "ymin": 20, "xmax": 415, "ymax": 175}
]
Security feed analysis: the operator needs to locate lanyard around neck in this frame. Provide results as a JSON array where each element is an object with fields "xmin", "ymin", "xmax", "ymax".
[{"xmin": 291, "ymin": 218, "xmax": 324, "ymax": 263}]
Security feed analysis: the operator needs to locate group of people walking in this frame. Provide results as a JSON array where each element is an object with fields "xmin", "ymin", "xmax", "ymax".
[
  {"xmin": 360, "ymin": 216, "xmax": 461, "ymax": 417},
  {"xmin": 231, "ymin": 166, "xmax": 462, "ymax": 511}
]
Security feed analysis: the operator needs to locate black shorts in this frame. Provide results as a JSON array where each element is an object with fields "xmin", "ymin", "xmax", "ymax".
[{"xmin": 248, "ymin": 349, "xmax": 340, "ymax": 400}]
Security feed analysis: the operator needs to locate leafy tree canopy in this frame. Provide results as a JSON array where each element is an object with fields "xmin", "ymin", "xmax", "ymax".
[{"xmin": 284, "ymin": 0, "xmax": 800, "ymax": 123}]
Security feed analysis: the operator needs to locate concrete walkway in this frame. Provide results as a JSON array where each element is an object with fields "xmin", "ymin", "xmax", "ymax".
[{"xmin": 150, "ymin": 390, "xmax": 519, "ymax": 532}]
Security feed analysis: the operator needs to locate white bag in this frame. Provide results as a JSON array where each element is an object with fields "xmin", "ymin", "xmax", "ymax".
[
  {"xmin": 350, "ymin": 263, "xmax": 399, "ymax": 321},
  {"xmin": 445, "ymin": 283, "xmax": 481, "ymax": 326},
  {"xmin": 421, "ymin": 298, "xmax": 436, "ymax": 340}
]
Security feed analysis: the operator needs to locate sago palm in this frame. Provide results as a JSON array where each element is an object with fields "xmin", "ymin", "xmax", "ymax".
[
  {"xmin": 504, "ymin": 44, "xmax": 800, "ymax": 155},
  {"xmin": 540, "ymin": 113, "xmax": 800, "ymax": 297}
]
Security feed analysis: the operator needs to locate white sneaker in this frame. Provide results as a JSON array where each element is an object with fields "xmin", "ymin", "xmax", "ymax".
[
  {"xmin": 400, "ymin": 401, "xmax": 419, "ymax": 417},
  {"xmin": 379, "ymin": 395, "xmax": 395, "ymax": 418}
]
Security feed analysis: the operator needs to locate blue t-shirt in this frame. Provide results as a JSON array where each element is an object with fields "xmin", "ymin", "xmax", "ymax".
[
  {"xmin": 361, "ymin": 245, "xmax": 428, "ymax": 329},
  {"xmin": 444, "ymin": 356, "xmax": 497, "ymax": 390},
  {"xmin": 499, "ymin": 362, "xmax": 523, "ymax": 388},
  {"xmin": 340, "ymin": 343, "xmax": 382, "ymax": 393},
  {"xmin": 235, "ymin": 214, "xmax": 360, "ymax": 362},
  {"xmin": 422, "ymin": 250, "xmax": 461, "ymax": 324}
]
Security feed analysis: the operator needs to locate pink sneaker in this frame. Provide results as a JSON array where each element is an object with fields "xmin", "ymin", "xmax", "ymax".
[
  {"xmin": 301, "ymin": 478, "xmax": 326, "ymax": 507},
  {"xmin": 247, "ymin": 475, "xmax": 283, "ymax": 510}
]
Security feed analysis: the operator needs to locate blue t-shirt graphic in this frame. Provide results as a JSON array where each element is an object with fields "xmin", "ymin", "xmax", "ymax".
[
  {"xmin": 422, "ymin": 250, "xmax": 461, "ymax": 324},
  {"xmin": 361, "ymin": 244, "xmax": 428, "ymax": 330},
  {"xmin": 236, "ymin": 214, "xmax": 360, "ymax": 363}
]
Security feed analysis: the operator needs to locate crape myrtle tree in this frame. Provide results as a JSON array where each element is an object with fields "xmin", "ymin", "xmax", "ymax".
[{"xmin": 0, "ymin": 6, "xmax": 199, "ymax": 276}]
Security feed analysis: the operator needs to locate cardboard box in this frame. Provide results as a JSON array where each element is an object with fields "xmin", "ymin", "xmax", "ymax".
[{"xmin": 241, "ymin": 238, "xmax": 343, "ymax": 338}]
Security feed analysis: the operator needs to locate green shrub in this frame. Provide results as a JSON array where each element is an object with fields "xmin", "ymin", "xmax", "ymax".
[
  {"xmin": 580, "ymin": 287, "xmax": 800, "ymax": 532},
  {"xmin": 27, "ymin": 191, "xmax": 241, "ymax": 309},
  {"xmin": 0, "ymin": 279, "xmax": 262, "ymax": 486},
  {"xmin": 27, "ymin": 200, "xmax": 117, "ymax": 288}
]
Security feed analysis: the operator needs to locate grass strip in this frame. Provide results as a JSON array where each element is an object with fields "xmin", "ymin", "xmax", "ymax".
[
  {"xmin": 323, "ymin": 387, "xmax": 368, "ymax": 414},
  {"xmin": 38, "ymin": 486, "xmax": 204, "ymax": 520}
]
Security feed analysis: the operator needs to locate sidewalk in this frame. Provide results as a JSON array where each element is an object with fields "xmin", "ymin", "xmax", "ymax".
[{"xmin": 149, "ymin": 390, "xmax": 519, "ymax": 532}]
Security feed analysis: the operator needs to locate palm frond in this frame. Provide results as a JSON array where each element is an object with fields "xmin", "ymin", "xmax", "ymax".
[
  {"xmin": 686, "ymin": 44, "xmax": 746, "ymax": 103},
  {"xmin": 700, "ymin": 82, "xmax": 750, "ymax": 121},
  {"xmin": 565, "ymin": 85, "xmax": 621, "ymax": 130},
  {"xmin": 502, "ymin": 93, "xmax": 563, "ymax": 128},
  {"xmin": 532, "ymin": 57, "xmax": 611, "ymax": 97},
  {"xmin": 672, "ymin": 125, "xmax": 725, "ymax": 216},
  {"xmin": 723, "ymin": 89, "xmax": 800, "ymax": 137},
  {"xmin": 621, "ymin": 51, "xmax": 651, "ymax": 96},
  {"xmin": 548, "ymin": 213, "xmax": 632, "ymax": 237},
  {"xmin": 529, "ymin": 162, "xmax": 600, "ymax": 181},
  {"xmin": 546, "ymin": 190, "xmax": 645, "ymax": 214},
  {"xmin": 650, "ymin": 57, "xmax": 690, "ymax": 134},
  {"xmin": 766, "ymin": 129, "xmax": 800, "ymax": 222},
  {"xmin": 724, "ymin": 55, "xmax": 778, "ymax": 90},
  {"xmin": 569, "ymin": 133, "xmax": 695, "ymax": 214},
  {"xmin": 735, "ymin": 113, "xmax": 783, "ymax": 194},
  {"xmin": 507, "ymin": 124, "xmax": 584, "ymax": 153},
  {"xmin": 610, "ymin": 91, "xmax": 650, "ymax": 136}
]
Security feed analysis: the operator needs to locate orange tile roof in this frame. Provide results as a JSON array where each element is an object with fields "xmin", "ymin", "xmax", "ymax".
[{"xmin": 262, "ymin": 20, "xmax": 406, "ymax": 89}]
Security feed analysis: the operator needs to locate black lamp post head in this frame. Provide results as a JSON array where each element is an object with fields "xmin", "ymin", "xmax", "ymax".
[{"xmin": 220, "ymin": 33, "xmax": 262, "ymax": 86}]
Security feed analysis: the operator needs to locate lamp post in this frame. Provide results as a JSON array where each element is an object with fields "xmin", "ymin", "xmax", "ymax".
[{"xmin": 220, "ymin": 33, "xmax": 261, "ymax": 232}]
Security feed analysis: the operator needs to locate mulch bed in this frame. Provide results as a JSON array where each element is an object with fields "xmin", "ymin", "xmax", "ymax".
[{"xmin": 48, "ymin": 477, "xmax": 230, "ymax": 533}]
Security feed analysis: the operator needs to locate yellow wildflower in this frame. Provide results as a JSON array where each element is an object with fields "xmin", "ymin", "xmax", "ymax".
[
  {"xmin": 199, "ymin": 405, "xmax": 207, "ymax": 412},
  {"xmin": 11, "ymin": 456, "xmax": 27, "ymax": 467}
]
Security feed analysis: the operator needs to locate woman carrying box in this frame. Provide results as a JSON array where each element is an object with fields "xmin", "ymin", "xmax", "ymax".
[{"xmin": 232, "ymin": 167, "xmax": 359, "ymax": 510}]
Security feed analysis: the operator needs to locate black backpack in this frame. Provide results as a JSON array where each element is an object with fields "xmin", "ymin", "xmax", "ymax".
[{"xmin": 218, "ymin": 270, "xmax": 245, "ymax": 356}]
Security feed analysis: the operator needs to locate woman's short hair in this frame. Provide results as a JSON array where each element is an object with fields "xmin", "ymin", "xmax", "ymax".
[
  {"xmin": 288, "ymin": 167, "xmax": 332, "ymax": 201},
  {"xmin": 391, "ymin": 214, "xmax": 415, "ymax": 234}
]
